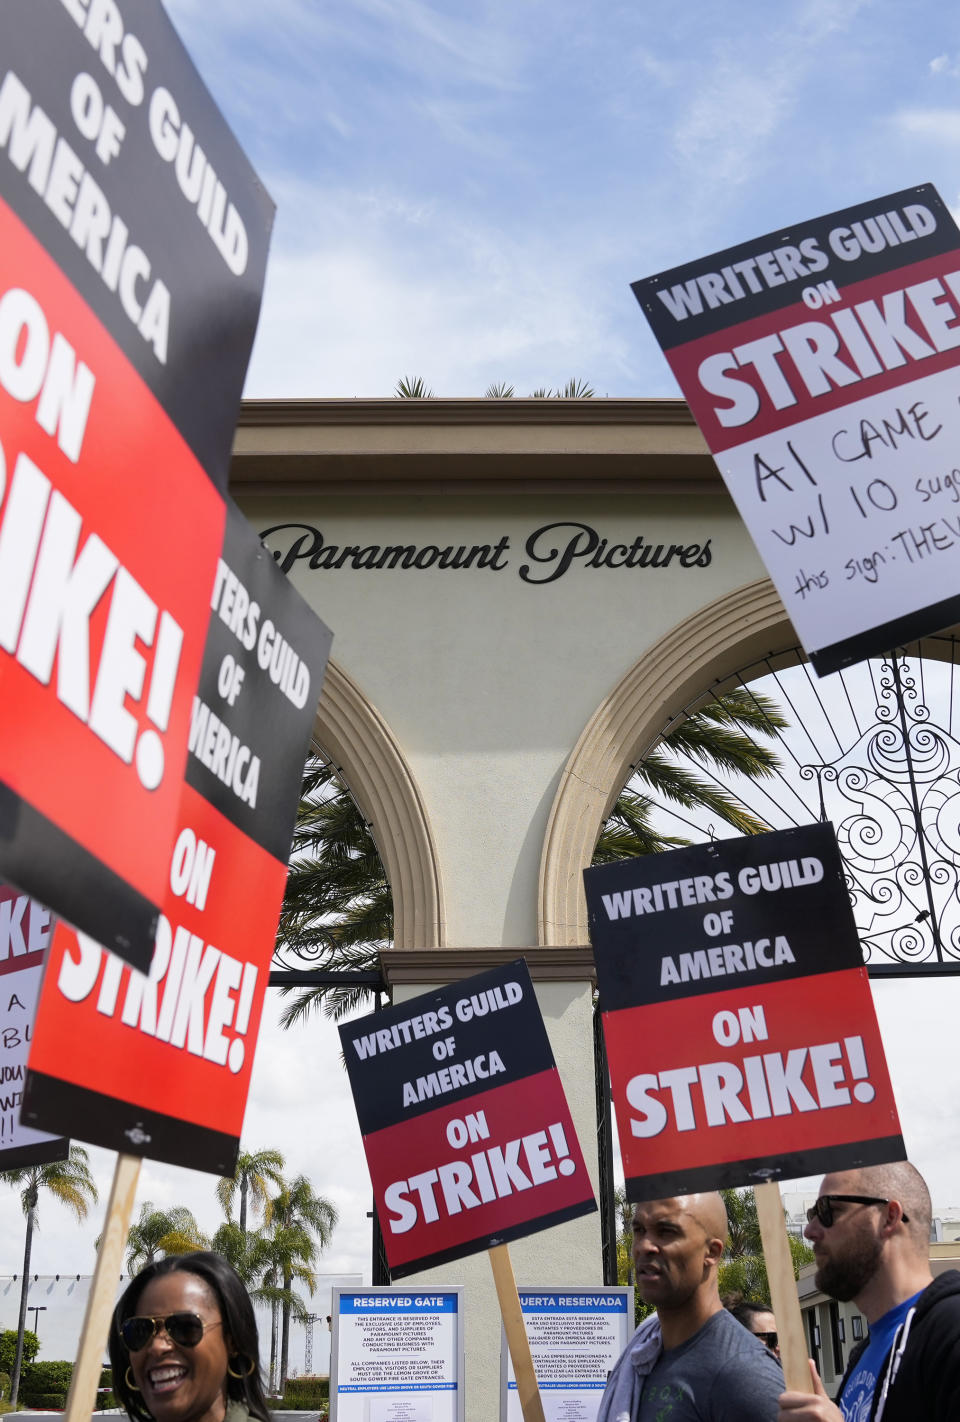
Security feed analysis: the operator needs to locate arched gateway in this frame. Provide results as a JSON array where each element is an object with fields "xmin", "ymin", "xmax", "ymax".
[{"xmin": 230, "ymin": 397, "xmax": 789, "ymax": 1417}]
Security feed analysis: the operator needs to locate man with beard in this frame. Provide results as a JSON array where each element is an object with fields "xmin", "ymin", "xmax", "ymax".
[
  {"xmin": 778, "ymin": 1161, "xmax": 960, "ymax": 1421},
  {"xmin": 598, "ymin": 1193, "xmax": 782, "ymax": 1421}
]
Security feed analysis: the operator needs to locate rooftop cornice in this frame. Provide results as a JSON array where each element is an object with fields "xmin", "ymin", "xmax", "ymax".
[
  {"xmin": 229, "ymin": 396, "xmax": 724, "ymax": 497},
  {"xmin": 235, "ymin": 396, "xmax": 700, "ymax": 427}
]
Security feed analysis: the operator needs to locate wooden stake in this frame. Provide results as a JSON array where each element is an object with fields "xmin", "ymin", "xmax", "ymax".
[
  {"xmin": 65, "ymin": 1153, "xmax": 141, "ymax": 1422},
  {"xmin": 488, "ymin": 1244, "xmax": 545, "ymax": 1422},
  {"xmin": 754, "ymin": 1180, "xmax": 814, "ymax": 1394}
]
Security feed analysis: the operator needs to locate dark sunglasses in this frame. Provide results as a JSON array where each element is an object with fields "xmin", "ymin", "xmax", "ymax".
[
  {"xmin": 806, "ymin": 1195, "xmax": 909, "ymax": 1228},
  {"xmin": 757, "ymin": 1331, "xmax": 778, "ymax": 1349},
  {"xmin": 120, "ymin": 1312, "xmax": 223, "ymax": 1352}
]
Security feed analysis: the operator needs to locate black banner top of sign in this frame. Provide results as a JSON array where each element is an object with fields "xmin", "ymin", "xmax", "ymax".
[
  {"xmin": 0, "ymin": 0, "xmax": 273, "ymax": 488},
  {"xmin": 339, "ymin": 959, "xmax": 554, "ymax": 1136},
  {"xmin": 185, "ymin": 501, "xmax": 333, "ymax": 863},
  {"xmin": 632, "ymin": 184, "xmax": 960, "ymax": 350},
  {"xmin": 584, "ymin": 822, "xmax": 859, "ymax": 1010}
]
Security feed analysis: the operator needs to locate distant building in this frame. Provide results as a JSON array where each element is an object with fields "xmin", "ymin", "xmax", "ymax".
[
  {"xmin": 795, "ymin": 1242, "xmax": 960, "ymax": 1394},
  {"xmin": 783, "ymin": 1192, "xmax": 960, "ymax": 1244}
]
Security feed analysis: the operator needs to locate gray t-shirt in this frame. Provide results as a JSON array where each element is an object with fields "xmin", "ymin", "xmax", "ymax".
[{"xmin": 636, "ymin": 1309, "xmax": 783, "ymax": 1422}]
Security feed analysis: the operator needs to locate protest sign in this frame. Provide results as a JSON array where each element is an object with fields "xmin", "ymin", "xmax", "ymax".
[
  {"xmin": 632, "ymin": 184, "xmax": 960, "ymax": 674},
  {"xmin": 0, "ymin": 0, "xmax": 273, "ymax": 965},
  {"xmin": 0, "ymin": 882, "xmax": 66, "ymax": 1168},
  {"xmin": 585, "ymin": 822, "xmax": 903, "ymax": 1199},
  {"xmin": 20, "ymin": 503, "xmax": 333, "ymax": 1174},
  {"xmin": 501, "ymin": 1289, "xmax": 632, "ymax": 1422},
  {"xmin": 331, "ymin": 1288, "xmax": 464, "ymax": 1422},
  {"xmin": 340, "ymin": 959, "xmax": 596, "ymax": 1278}
]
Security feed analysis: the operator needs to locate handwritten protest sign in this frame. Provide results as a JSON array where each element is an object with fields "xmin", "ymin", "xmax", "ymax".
[
  {"xmin": 340, "ymin": 960, "xmax": 596, "ymax": 1277},
  {"xmin": 0, "ymin": 0, "xmax": 273, "ymax": 965},
  {"xmin": 632, "ymin": 184, "xmax": 960, "ymax": 674},
  {"xmin": 585, "ymin": 823, "xmax": 903, "ymax": 1198},
  {"xmin": 0, "ymin": 883, "xmax": 66, "ymax": 1168},
  {"xmin": 21, "ymin": 503, "xmax": 332, "ymax": 1173}
]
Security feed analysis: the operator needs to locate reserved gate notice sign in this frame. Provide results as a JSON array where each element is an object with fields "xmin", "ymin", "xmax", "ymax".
[{"xmin": 585, "ymin": 823, "xmax": 904, "ymax": 1198}]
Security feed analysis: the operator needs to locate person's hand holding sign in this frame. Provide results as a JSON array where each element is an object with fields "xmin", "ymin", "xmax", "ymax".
[{"xmin": 778, "ymin": 1361, "xmax": 844, "ymax": 1421}]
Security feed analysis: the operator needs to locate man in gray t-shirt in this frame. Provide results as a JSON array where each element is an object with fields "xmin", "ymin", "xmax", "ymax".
[{"xmin": 598, "ymin": 1193, "xmax": 782, "ymax": 1421}]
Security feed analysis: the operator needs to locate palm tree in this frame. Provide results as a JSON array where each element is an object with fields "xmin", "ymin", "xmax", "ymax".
[
  {"xmin": 276, "ymin": 691, "xmax": 785, "ymax": 1024},
  {"xmin": 124, "ymin": 1202, "xmax": 208, "ymax": 1273},
  {"xmin": 257, "ymin": 1221, "xmax": 317, "ymax": 1393},
  {"xmin": 532, "ymin": 378, "xmax": 595, "ymax": 398},
  {"xmin": 210, "ymin": 1220, "xmax": 257, "ymax": 1283},
  {"xmin": 398, "ymin": 376, "xmax": 595, "ymax": 399},
  {"xmin": 267, "ymin": 1176, "xmax": 338, "ymax": 1391},
  {"xmin": 209, "ymin": 1217, "xmax": 301, "ymax": 1389},
  {"xmin": 216, "ymin": 1147, "xmax": 286, "ymax": 1236},
  {"xmin": 593, "ymin": 689, "xmax": 786, "ymax": 861},
  {"xmin": 1, "ymin": 1147, "xmax": 97, "ymax": 1405},
  {"xmin": 721, "ymin": 1187, "xmax": 763, "ymax": 1260},
  {"xmin": 394, "ymin": 375, "xmax": 434, "ymax": 398},
  {"xmin": 275, "ymin": 758, "xmax": 391, "ymax": 1025},
  {"xmin": 717, "ymin": 1186, "xmax": 814, "ymax": 1305}
]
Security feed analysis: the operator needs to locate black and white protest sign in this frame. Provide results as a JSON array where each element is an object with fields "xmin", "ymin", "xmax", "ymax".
[
  {"xmin": 585, "ymin": 823, "xmax": 904, "ymax": 1197},
  {"xmin": 632, "ymin": 184, "xmax": 960, "ymax": 674},
  {"xmin": 340, "ymin": 960, "xmax": 596, "ymax": 1277}
]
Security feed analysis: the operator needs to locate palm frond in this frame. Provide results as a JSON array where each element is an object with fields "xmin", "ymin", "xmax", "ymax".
[{"xmin": 394, "ymin": 375, "xmax": 434, "ymax": 398}]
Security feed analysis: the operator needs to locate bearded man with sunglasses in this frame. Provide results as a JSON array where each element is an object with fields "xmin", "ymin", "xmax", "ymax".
[{"xmin": 778, "ymin": 1161, "xmax": 960, "ymax": 1422}]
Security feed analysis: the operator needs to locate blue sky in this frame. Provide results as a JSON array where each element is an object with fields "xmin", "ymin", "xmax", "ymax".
[{"xmin": 164, "ymin": 0, "xmax": 960, "ymax": 398}]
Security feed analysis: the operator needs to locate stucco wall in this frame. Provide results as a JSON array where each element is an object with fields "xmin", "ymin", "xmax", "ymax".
[{"xmin": 239, "ymin": 489, "xmax": 764, "ymax": 951}]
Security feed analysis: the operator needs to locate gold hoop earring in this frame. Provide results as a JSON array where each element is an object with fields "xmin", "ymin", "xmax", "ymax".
[
  {"xmin": 125, "ymin": 1367, "xmax": 141, "ymax": 1392},
  {"xmin": 227, "ymin": 1355, "xmax": 256, "ymax": 1379}
]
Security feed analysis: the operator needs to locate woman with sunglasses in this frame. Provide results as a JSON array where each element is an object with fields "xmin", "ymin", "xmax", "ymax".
[{"xmin": 109, "ymin": 1251, "xmax": 270, "ymax": 1422}]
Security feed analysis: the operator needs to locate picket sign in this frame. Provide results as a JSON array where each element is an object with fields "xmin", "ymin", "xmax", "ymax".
[
  {"xmin": 65, "ymin": 1153, "xmax": 142, "ymax": 1422},
  {"xmin": 489, "ymin": 1244, "xmax": 545, "ymax": 1422},
  {"xmin": 754, "ymin": 1182, "xmax": 814, "ymax": 1395}
]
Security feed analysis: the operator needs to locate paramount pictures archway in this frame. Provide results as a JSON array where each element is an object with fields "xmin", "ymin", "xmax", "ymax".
[{"xmin": 229, "ymin": 398, "xmax": 959, "ymax": 1420}]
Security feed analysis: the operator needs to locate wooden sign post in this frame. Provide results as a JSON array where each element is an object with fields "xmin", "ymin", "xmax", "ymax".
[
  {"xmin": 754, "ymin": 1181, "xmax": 814, "ymax": 1395},
  {"xmin": 489, "ymin": 1244, "xmax": 546, "ymax": 1422},
  {"xmin": 64, "ymin": 1153, "xmax": 141, "ymax": 1422}
]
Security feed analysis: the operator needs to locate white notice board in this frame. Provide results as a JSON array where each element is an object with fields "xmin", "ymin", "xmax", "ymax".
[
  {"xmin": 501, "ymin": 1287, "xmax": 633, "ymax": 1422},
  {"xmin": 331, "ymin": 1287, "xmax": 464, "ymax": 1422}
]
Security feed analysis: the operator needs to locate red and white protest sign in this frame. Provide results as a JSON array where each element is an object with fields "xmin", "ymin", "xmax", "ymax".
[
  {"xmin": 0, "ymin": 882, "xmax": 66, "ymax": 1168},
  {"xmin": 0, "ymin": 1, "xmax": 273, "ymax": 965},
  {"xmin": 21, "ymin": 505, "xmax": 333, "ymax": 1175},
  {"xmin": 632, "ymin": 184, "xmax": 960, "ymax": 675},
  {"xmin": 585, "ymin": 823, "xmax": 903, "ymax": 1199},
  {"xmin": 340, "ymin": 960, "xmax": 596, "ymax": 1278}
]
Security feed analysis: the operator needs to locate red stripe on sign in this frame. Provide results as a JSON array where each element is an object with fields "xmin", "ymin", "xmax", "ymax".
[
  {"xmin": 363, "ymin": 1068, "xmax": 594, "ymax": 1272},
  {"xmin": 668, "ymin": 247, "xmax": 960, "ymax": 452},
  {"xmin": 0, "ymin": 884, "xmax": 49, "ymax": 973},
  {"xmin": 0, "ymin": 197, "xmax": 224, "ymax": 907},
  {"xmin": 603, "ymin": 969, "xmax": 900, "ymax": 1184},
  {"xmin": 26, "ymin": 784, "xmax": 286, "ymax": 1138}
]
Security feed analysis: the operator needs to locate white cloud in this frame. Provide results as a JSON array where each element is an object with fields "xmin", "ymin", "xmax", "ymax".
[
  {"xmin": 894, "ymin": 107, "xmax": 960, "ymax": 143},
  {"xmin": 244, "ymin": 178, "xmax": 637, "ymax": 397},
  {"xmin": 929, "ymin": 53, "xmax": 960, "ymax": 77}
]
